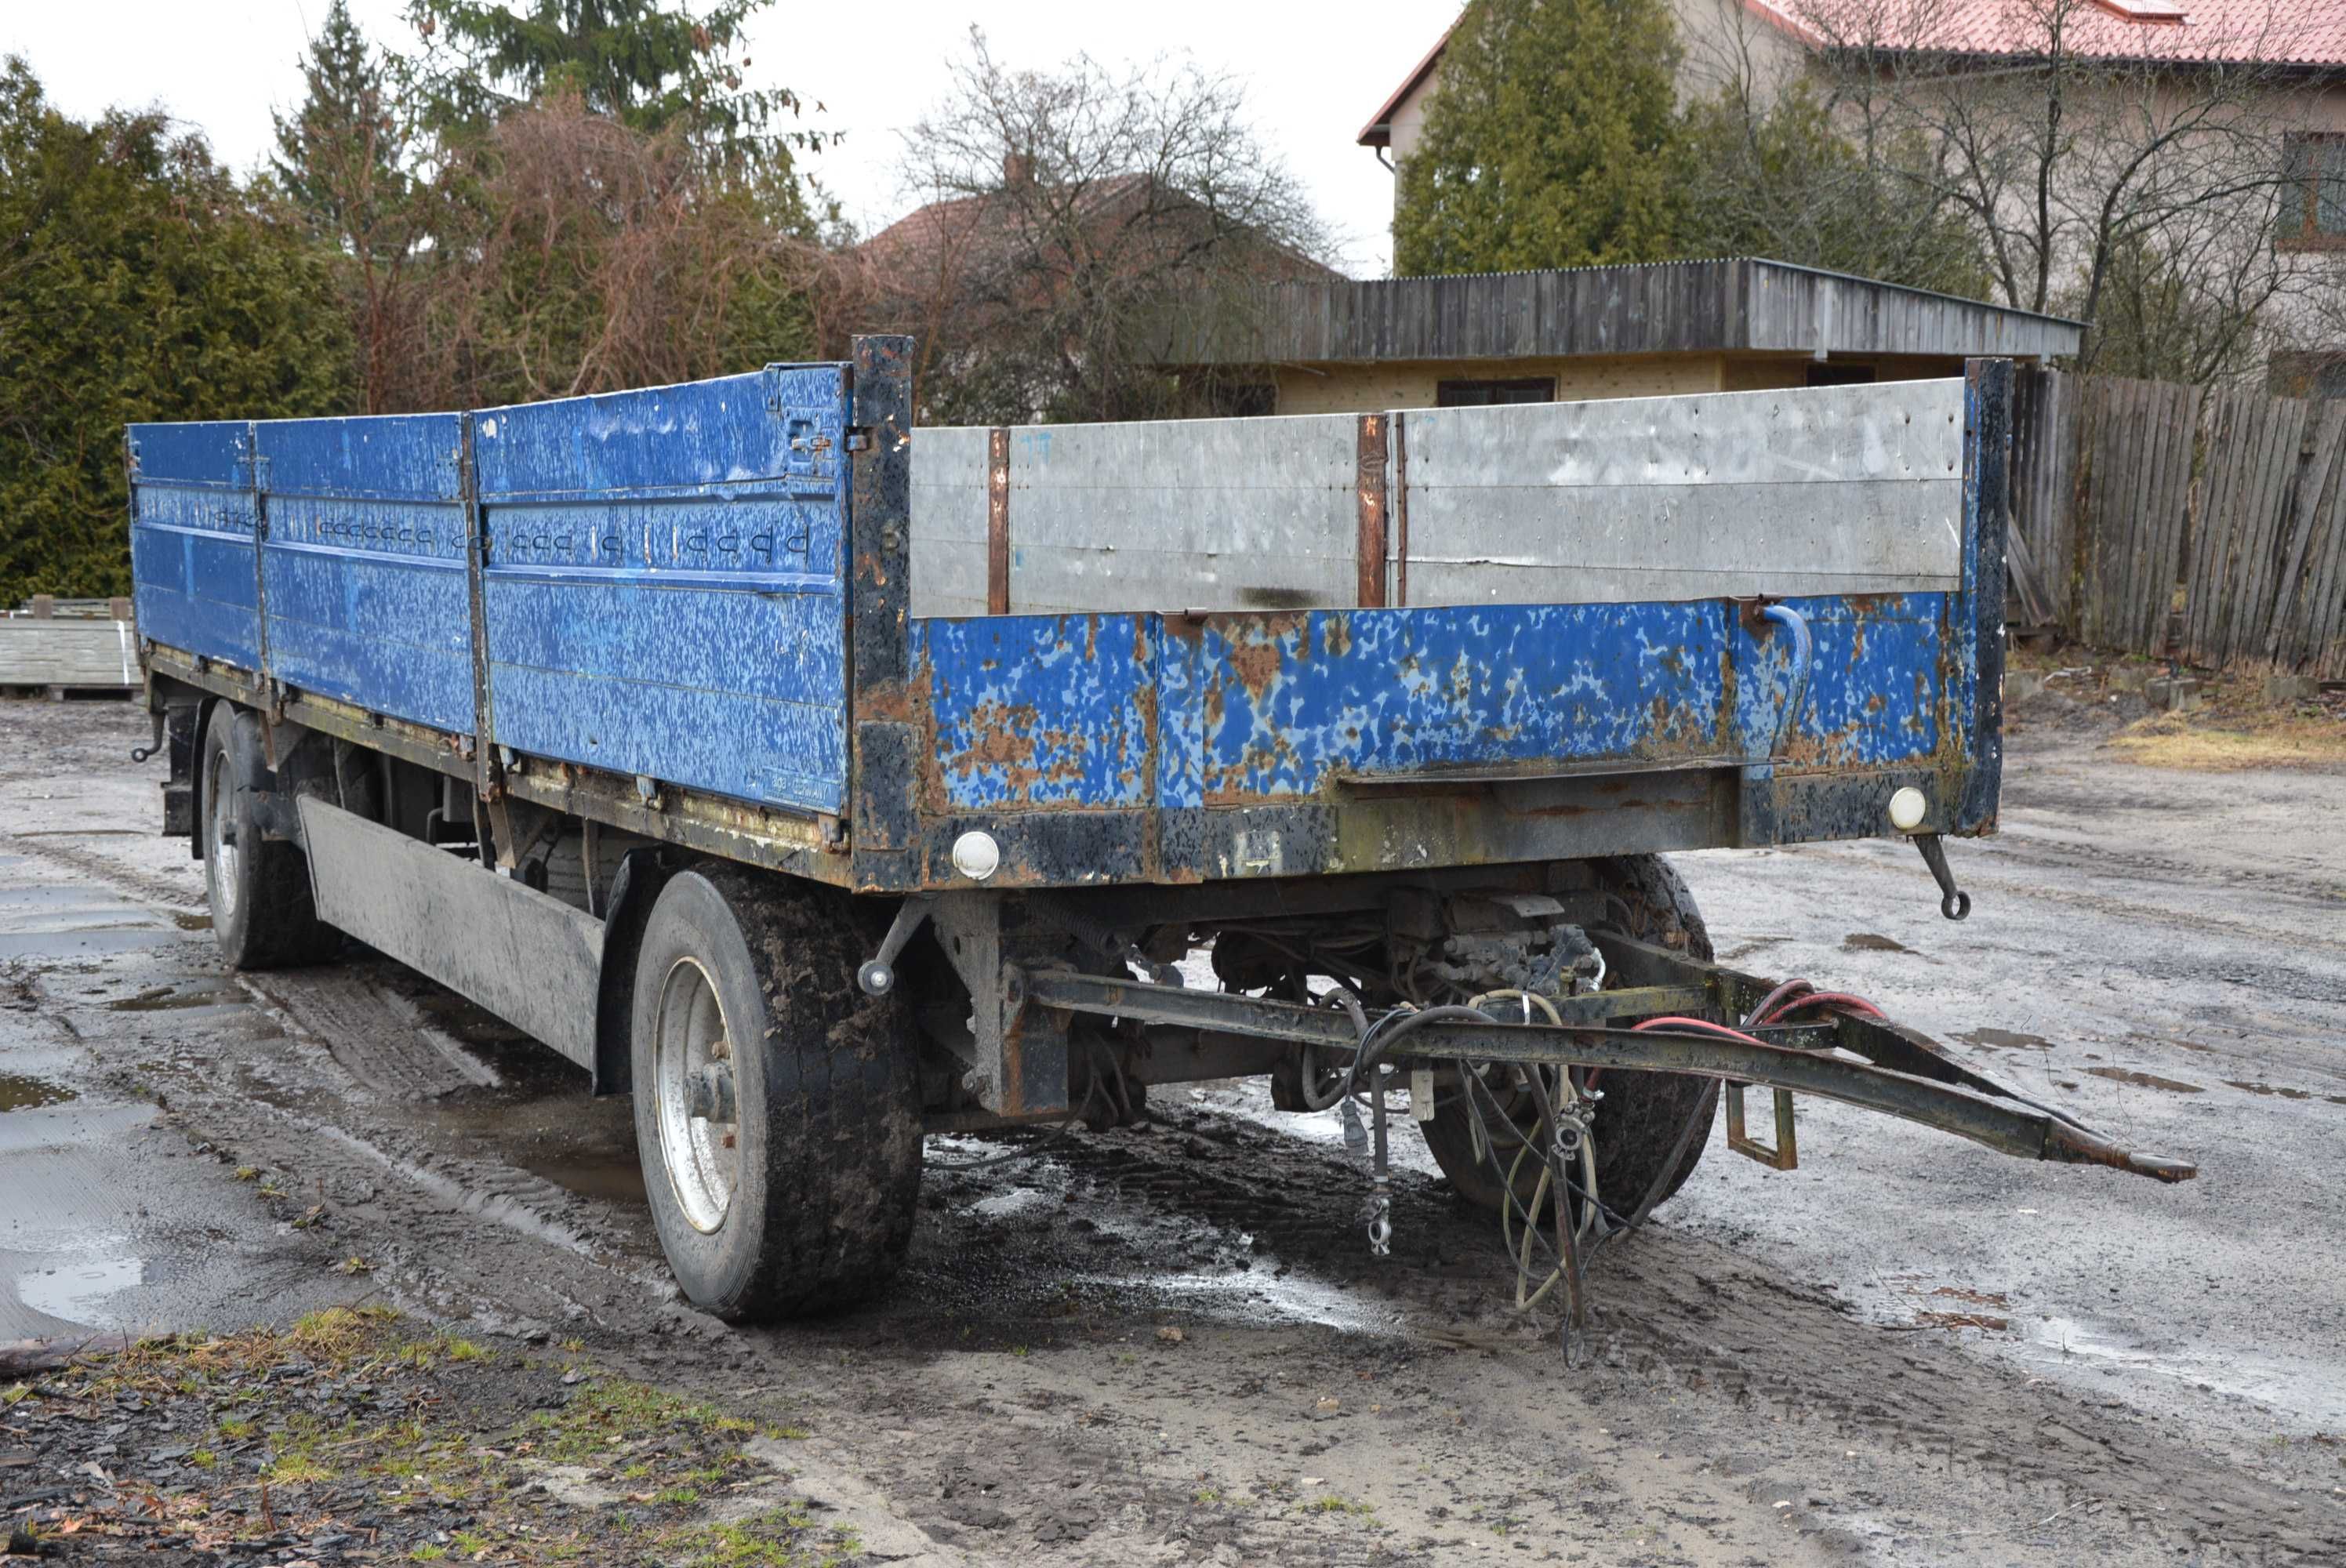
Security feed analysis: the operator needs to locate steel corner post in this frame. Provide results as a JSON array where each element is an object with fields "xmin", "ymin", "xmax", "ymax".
[
  {"xmin": 848, "ymin": 335, "xmax": 921, "ymax": 891},
  {"xmin": 1959, "ymin": 357, "xmax": 2014, "ymax": 837}
]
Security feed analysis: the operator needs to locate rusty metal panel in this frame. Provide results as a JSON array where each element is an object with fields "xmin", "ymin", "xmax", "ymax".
[
  {"xmin": 912, "ymin": 613, "xmax": 1157, "ymax": 812},
  {"xmin": 997, "ymin": 414, "xmax": 1366, "ymax": 614},
  {"xmin": 908, "ymin": 424, "xmax": 993, "ymax": 619},
  {"xmin": 1398, "ymin": 379, "xmax": 1966, "ymax": 606},
  {"xmin": 1355, "ymin": 413, "xmax": 1389, "ymax": 608}
]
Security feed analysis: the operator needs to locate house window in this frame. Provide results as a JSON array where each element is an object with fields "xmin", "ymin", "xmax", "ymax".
[
  {"xmin": 2281, "ymin": 132, "xmax": 2346, "ymax": 247},
  {"xmin": 1436, "ymin": 377, "xmax": 1555, "ymax": 407}
]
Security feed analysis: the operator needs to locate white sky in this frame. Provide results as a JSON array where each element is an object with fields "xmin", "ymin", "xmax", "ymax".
[{"xmin": 3, "ymin": 1, "xmax": 1463, "ymax": 278}]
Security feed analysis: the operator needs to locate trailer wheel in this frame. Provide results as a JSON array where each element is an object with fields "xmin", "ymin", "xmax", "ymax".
[
  {"xmin": 630, "ymin": 866, "xmax": 922, "ymax": 1321},
  {"xmin": 199, "ymin": 706, "xmax": 340, "ymax": 970},
  {"xmin": 1418, "ymin": 854, "xmax": 1719, "ymax": 1221}
]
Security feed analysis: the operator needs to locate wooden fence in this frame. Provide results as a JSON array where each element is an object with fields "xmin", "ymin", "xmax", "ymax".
[{"xmin": 2010, "ymin": 368, "xmax": 2346, "ymax": 680}]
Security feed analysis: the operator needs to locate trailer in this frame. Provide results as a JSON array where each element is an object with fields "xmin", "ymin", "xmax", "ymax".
[{"xmin": 125, "ymin": 336, "xmax": 2191, "ymax": 1327}]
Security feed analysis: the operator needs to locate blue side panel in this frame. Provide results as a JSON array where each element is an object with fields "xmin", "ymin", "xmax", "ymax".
[
  {"xmin": 1730, "ymin": 594, "xmax": 1945, "ymax": 769},
  {"xmin": 917, "ymin": 597, "xmax": 1950, "ymax": 815},
  {"xmin": 1187, "ymin": 604, "xmax": 1734, "ymax": 804},
  {"xmin": 255, "ymin": 415, "xmax": 473, "ymax": 734},
  {"xmin": 476, "ymin": 365, "xmax": 852, "ymax": 812},
  {"xmin": 913, "ymin": 615, "xmax": 1157, "ymax": 810},
  {"xmin": 127, "ymin": 421, "xmax": 260, "ymax": 670}
]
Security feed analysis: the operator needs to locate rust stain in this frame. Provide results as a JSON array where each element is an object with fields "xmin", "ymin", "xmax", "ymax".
[{"xmin": 1222, "ymin": 621, "xmax": 1298, "ymax": 706}]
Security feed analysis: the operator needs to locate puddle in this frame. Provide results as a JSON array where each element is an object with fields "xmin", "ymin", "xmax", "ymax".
[
  {"xmin": 2025, "ymin": 1313, "xmax": 2346, "ymax": 1430},
  {"xmin": 521, "ymin": 1156, "xmax": 648, "ymax": 1207},
  {"xmin": 1843, "ymin": 931, "xmax": 1916, "ymax": 955},
  {"xmin": 107, "ymin": 982, "xmax": 242, "ymax": 1013},
  {"xmin": 1093, "ymin": 1261, "xmax": 1400, "ymax": 1336},
  {"xmin": 170, "ymin": 911, "xmax": 213, "ymax": 931},
  {"xmin": 0, "ymin": 927, "xmax": 183, "ymax": 960},
  {"xmin": 17, "ymin": 1253, "xmax": 144, "ymax": 1325},
  {"xmin": 0, "ymin": 1074, "xmax": 76, "ymax": 1112},
  {"xmin": 2227, "ymin": 1080, "xmax": 2312, "ymax": 1101},
  {"xmin": 2084, "ymin": 1066, "xmax": 2204, "ymax": 1094},
  {"xmin": 970, "ymin": 1187, "xmax": 1053, "ymax": 1220},
  {"xmin": 9, "ymin": 829, "xmax": 146, "ymax": 839},
  {"xmin": 1956, "ymin": 1027, "xmax": 2053, "ymax": 1050}
]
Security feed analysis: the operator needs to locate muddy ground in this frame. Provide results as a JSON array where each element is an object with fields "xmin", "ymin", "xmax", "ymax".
[{"xmin": 1, "ymin": 691, "xmax": 2341, "ymax": 1566}]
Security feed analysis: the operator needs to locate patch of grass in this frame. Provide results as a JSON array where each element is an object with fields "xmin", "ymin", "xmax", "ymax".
[
  {"xmin": 27, "ymin": 1309, "xmax": 811, "ymax": 1565},
  {"xmin": 2109, "ymin": 710, "xmax": 2346, "ymax": 770},
  {"xmin": 267, "ymin": 1453, "xmax": 332, "ymax": 1485},
  {"xmin": 234, "ymin": 1166, "xmax": 260, "ymax": 1181},
  {"xmin": 666, "ymin": 1503, "xmax": 829, "ymax": 1566},
  {"xmin": 2, "ymin": 1384, "xmax": 27, "ymax": 1407},
  {"xmin": 1306, "ymin": 1494, "xmax": 1377, "ymax": 1519},
  {"xmin": 1193, "ymin": 1488, "xmax": 1220, "ymax": 1504},
  {"xmin": 2106, "ymin": 677, "xmax": 2346, "ymax": 772}
]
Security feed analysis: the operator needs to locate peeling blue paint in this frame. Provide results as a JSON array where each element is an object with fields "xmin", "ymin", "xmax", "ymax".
[
  {"xmin": 256, "ymin": 413, "xmax": 473, "ymax": 734},
  {"xmin": 918, "ymin": 597, "xmax": 1945, "ymax": 816},
  {"xmin": 473, "ymin": 366, "xmax": 852, "ymax": 811},
  {"xmin": 127, "ymin": 358, "xmax": 2004, "ymax": 885},
  {"xmin": 126, "ymin": 420, "xmax": 262, "ymax": 670}
]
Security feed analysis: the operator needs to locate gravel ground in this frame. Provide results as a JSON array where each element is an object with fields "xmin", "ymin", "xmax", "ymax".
[{"xmin": 2, "ymin": 691, "xmax": 2342, "ymax": 1566}]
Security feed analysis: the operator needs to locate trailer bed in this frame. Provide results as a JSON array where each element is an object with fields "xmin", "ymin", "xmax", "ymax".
[{"xmin": 129, "ymin": 343, "xmax": 2007, "ymax": 895}]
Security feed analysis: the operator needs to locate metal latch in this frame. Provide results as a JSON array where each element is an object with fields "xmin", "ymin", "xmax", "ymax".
[{"xmin": 1725, "ymin": 1082, "xmax": 1798, "ymax": 1170}]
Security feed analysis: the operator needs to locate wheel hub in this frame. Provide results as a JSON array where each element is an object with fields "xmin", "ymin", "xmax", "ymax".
[{"xmin": 651, "ymin": 957, "xmax": 740, "ymax": 1233}]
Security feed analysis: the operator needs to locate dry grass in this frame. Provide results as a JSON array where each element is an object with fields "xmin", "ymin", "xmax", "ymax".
[{"xmin": 2108, "ymin": 706, "xmax": 2346, "ymax": 771}]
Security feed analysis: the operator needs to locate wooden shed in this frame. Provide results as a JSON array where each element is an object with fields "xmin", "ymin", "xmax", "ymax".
[{"xmin": 1161, "ymin": 257, "xmax": 2083, "ymax": 416}]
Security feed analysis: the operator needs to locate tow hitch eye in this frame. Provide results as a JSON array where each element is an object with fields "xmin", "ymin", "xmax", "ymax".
[
  {"xmin": 686, "ymin": 1062, "xmax": 736, "ymax": 1123},
  {"xmin": 1912, "ymin": 833, "xmax": 1972, "ymax": 921}
]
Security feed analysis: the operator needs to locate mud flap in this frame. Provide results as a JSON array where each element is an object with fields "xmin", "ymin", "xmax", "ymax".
[{"xmin": 296, "ymin": 796, "xmax": 602, "ymax": 1070}]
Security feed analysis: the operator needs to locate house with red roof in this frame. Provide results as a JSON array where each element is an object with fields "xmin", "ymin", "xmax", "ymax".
[{"xmin": 1361, "ymin": 2, "xmax": 2346, "ymax": 386}]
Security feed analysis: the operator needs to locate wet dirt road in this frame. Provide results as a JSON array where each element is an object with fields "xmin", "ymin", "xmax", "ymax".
[{"xmin": 2, "ymin": 695, "xmax": 2342, "ymax": 1566}]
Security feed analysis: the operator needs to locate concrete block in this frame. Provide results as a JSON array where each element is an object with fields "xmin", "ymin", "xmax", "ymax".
[
  {"xmin": 2263, "ymin": 674, "xmax": 2321, "ymax": 703},
  {"xmin": 2144, "ymin": 676, "xmax": 2206, "ymax": 713}
]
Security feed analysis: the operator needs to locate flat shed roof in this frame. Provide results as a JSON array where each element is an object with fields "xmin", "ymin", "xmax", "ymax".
[{"xmin": 1165, "ymin": 257, "xmax": 2085, "ymax": 366}]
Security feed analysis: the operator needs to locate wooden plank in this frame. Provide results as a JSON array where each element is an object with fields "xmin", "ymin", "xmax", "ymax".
[
  {"xmin": 2116, "ymin": 379, "xmax": 2159, "ymax": 651},
  {"xmin": 2049, "ymin": 372, "xmax": 2083, "ymax": 631},
  {"xmin": 2182, "ymin": 390, "xmax": 2237, "ymax": 664},
  {"xmin": 2299, "ymin": 444, "xmax": 2346, "ymax": 677},
  {"xmin": 0, "ymin": 618, "xmax": 140, "ymax": 688},
  {"xmin": 2268, "ymin": 402, "xmax": 2346, "ymax": 665},
  {"xmin": 2206, "ymin": 390, "xmax": 2274, "ymax": 666},
  {"xmin": 2129, "ymin": 380, "xmax": 2171, "ymax": 652},
  {"xmin": 2237, "ymin": 399, "xmax": 2309, "ymax": 665},
  {"xmin": 2155, "ymin": 384, "xmax": 2204, "ymax": 655}
]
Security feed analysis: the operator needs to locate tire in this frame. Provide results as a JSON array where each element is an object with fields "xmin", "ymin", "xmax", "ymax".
[
  {"xmin": 630, "ymin": 865, "xmax": 923, "ymax": 1320},
  {"xmin": 1418, "ymin": 855, "xmax": 1720, "ymax": 1221},
  {"xmin": 199, "ymin": 705, "xmax": 341, "ymax": 970}
]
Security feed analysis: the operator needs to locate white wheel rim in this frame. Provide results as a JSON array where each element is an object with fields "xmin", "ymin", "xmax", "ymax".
[
  {"xmin": 205, "ymin": 745, "xmax": 238, "ymax": 922},
  {"xmin": 652, "ymin": 956, "xmax": 738, "ymax": 1233}
]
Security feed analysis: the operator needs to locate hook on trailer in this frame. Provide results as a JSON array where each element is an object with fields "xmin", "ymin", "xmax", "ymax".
[
  {"xmin": 1759, "ymin": 602, "xmax": 1814, "ymax": 759},
  {"xmin": 1912, "ymin": 833, "xmax": 1973, "ymax": 921}
]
